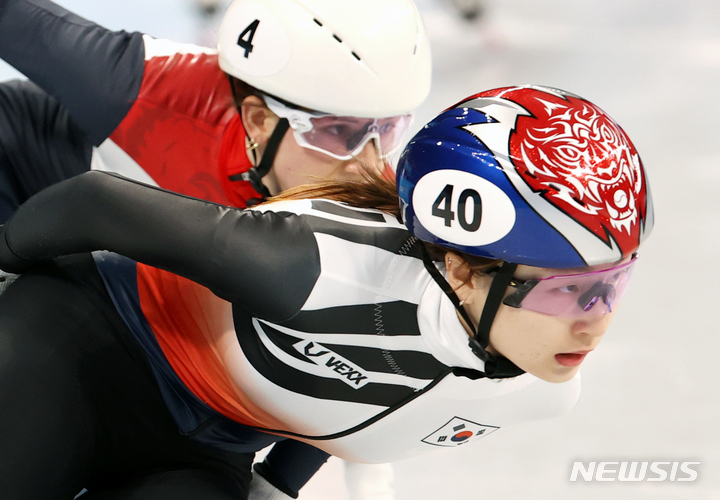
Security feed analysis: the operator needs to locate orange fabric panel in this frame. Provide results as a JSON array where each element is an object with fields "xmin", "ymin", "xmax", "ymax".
[
  {"xmin": 109, "ymin": 48, "xmax": 283, "ymax": 431},
  {"xmin": 136, "ymin": 263, "xmax": 285, "ymax": 431}
]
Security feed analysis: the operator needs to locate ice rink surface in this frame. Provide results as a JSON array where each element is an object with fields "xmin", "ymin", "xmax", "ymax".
[{"xmin": 2, "ymin": 0, "xmax": 718, "ymax": 498}]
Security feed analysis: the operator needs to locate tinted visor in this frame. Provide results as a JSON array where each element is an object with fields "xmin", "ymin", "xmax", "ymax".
[
  {"xmin": 300, "ymin": 114, "xmax": 412, "ymax": 160},
  {"xmin": 503, "ymin": 257, "xmax": 637, "ymax": 318},
  {"xmin": 264, "ymin": 95, "xmax": 412, "ymax": 160}
]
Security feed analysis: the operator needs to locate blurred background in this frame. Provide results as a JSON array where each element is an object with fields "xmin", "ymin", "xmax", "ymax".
[{"xmin": 2, "ymin": 0, "xmax": 718, "ymax": 498}]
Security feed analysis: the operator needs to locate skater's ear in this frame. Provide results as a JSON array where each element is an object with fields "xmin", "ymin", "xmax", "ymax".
[{"xmin": 240, "ymin": 95, "xmax": 280, "ymax": 147}]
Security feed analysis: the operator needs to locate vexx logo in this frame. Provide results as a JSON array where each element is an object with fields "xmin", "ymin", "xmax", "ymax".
[
  {"xmin": 294, "ymin": 340, "xmax": 370, "ymax": 389},
  {"xmin": 570, "ymin": 461, "xmax": 700, "ymax": 482}
]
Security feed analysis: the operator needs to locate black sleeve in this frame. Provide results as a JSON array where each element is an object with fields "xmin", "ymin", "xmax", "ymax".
[
  {"xmin": 255, "ymin": 441, "xmax": 331, "ymax": 498},
  {"xmin": 0, "ymin": 79, "xmax": 92, "ymax": 223},
  {"xmin": 0, "ymin": 0, "xmax": 145, "ymax": 145},
  {"xmin": 0, "ymin": 171, "xmax": 321, "ymax": 322}
]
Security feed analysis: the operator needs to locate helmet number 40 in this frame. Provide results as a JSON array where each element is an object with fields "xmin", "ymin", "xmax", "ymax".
[
  {"xmin": 237, "ymin": 19, "xmax": 260, "ymax": 58},
  {"xmin": 432, "ymin": 184, "xmax": 482, "ymax": 232},
  {"xmin": 413, "ymin": 169, "xmax": 516, "ymax": 246}
]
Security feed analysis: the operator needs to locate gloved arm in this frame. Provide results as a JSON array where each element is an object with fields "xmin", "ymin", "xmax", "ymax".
[
  {"xmin": 250, "ymin": 442, "xmax": 395, "ymax": 500},
  {"xmin": 252, "ymin": 441, "xmax": 331, "ymax": 499},
  {"xmin": 0, "ymin": 171, "xmax": 321, "ymax": 322},
  {"xmin": 0, "ymin": 0, "xmax": 144, "ymax": 145},
  {"xmin": 0, "ymin": 80, "xmax": 93, "ymax": 222}
]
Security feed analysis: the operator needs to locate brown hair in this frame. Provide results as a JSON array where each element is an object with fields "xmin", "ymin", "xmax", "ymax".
[
  {"xmin": 267, "ymin": 168, "xmax": 401, "ymax": 218},
  {"xmin": 228, "ymin": 76, "xmax": 264, "ymax": 110},
  {"xmin": 266, "ymin": 170, "xmax": 501, "ymax": 274}
]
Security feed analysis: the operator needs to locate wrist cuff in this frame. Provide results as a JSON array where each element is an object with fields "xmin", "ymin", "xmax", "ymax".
[{"xmin": 248, "ymin": 467, "xmax": 295, "ymax": 500}]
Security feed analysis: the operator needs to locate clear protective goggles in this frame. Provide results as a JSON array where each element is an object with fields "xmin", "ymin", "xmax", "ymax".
[
  {"xmin": 263, "ymin": 95, "xmax": 412, "ymax": 161},
  {"xmin": 499, "ymin": 256, "xmax": 638, "ymax": 318}
]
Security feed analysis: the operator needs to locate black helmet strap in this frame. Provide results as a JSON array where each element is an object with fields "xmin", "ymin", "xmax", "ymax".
[
  {"xmin": 419, "ymin": 243, "xmax": 478, "ymax": 337},
  {"xmin": 476, "ymin": 261, "xmax": 517, "ymax": 349},
  {"xmin": 469, "ymin": 261, "xmax": 525, "ymax": 378},
  {"xmin": 420, "ymin": 244, "xmax": 524, "ymax": 379},
  {"xmin": 229, "ymin": 117, "xmax": 290, "ymax": 201}
]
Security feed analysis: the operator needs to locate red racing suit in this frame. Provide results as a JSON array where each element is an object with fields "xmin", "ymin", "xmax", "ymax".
[{"xmin": 0, "ymin": 0, "xmax": 328, "ymax": 493}]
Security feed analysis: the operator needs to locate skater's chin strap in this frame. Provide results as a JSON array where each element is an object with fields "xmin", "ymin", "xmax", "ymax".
[
  {"xmin": 419, "ymin": 244, "xmax": 524, "ymax": 379},
  {"xmin": 471, "ymin": 261, "xmax": 524, "ymax": 378},
  {"xmin": 229, "ymin": 118, "xmax": 290, "ymax": 201}
]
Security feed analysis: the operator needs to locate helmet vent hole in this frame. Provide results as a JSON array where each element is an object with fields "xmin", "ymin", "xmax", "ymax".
[
  {"xmin": 313, "ymin": 18, "xmax": 323, "ymax": 26},
  {"xmin": 413, "ymin": 45, "xmax": 417, "ymax": 55},
  {"xmin": 351, "ymin": 51, "xmax": 361, "ymax": 61},
  {"xmin": 333, "ymin": 34, "xmax": 342, "ymax": 43}
]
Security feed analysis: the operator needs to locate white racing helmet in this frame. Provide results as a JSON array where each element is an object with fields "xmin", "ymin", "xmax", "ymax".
[{"xmin": 217, "ymin": 0, "xmax": 432, "ymax": 117}]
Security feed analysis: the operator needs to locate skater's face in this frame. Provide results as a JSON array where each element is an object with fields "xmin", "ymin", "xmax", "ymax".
[
  {"xmin": 241, "ymin": 96, "xmax": 387, "ymax": 196},
  {"xmin": 446, "ymin": 254, "xmax": 623, "ymax": 383},
  {"xmin": 265, "ymin": 127, "xmax": 384, "ymax": 195}
]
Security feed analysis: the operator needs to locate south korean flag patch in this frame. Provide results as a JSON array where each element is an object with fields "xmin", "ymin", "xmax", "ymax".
[{"xmin": 422, "ymin": 417, "xmax": 499, "ymax": 447}]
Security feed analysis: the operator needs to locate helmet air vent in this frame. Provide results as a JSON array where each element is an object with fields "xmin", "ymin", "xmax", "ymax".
[{"xmin": 310, "ymin": 16, "xmax": 362, "ymax": 63}]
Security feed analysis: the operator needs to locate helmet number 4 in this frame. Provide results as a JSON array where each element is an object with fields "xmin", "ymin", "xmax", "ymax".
[
  {"xmin": 237, "ymin": 19, "xmax": 260, "ymax": 58},
  {"xmin": 432, "ymin": 184, "xmax": 482, "ymax": 232}
]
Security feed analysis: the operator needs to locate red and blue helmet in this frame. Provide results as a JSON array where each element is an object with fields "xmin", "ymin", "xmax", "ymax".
[{"xmin": 397, "ymin": 85, "xmax": 654, "ymax": 269}]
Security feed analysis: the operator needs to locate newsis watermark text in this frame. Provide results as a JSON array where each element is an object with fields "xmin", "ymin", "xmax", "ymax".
[{"xmin": 570, "ymin": 461, "xmax": 700, "ymax": 482}]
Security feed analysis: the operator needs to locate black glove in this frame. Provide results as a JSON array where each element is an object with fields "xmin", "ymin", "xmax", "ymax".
[{"xmin": 0, "ymin": 225, "xmax": 33, "ymax": 274}]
